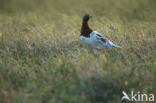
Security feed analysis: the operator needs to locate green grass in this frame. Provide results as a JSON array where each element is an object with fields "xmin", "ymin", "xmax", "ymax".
[{"xmin": 0, "ymin": 0, "xmax": 156, "ymax": 103}]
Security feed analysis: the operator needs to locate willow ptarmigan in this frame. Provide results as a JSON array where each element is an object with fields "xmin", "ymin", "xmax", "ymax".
[{"xmin": 80, "ymin": 14, "xmax": 121, "ymax": 49}]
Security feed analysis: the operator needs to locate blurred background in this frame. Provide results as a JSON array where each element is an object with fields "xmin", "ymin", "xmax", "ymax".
[
  {"xmin": 0, "ymin": 0, "xmax": 156, "ymax": 21},
  {"xmin": 0, "ymin": 0, "xmax": 156, "ymax": 103}
]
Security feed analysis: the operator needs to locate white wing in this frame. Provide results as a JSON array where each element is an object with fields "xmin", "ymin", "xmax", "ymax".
[
  {"xmin": 91, "ymin": 31, "xmax": 108, "ymax": 44},
  {"xmin": 80, "ymin": 31, "xmax": 121, "ymax": 49},
  {"xmin": 89, "ymin": 31, "xmax": 110, "ymax": 49},
  {"xmin": 91, "ymin": 31, "xmax": 121, "ymax": 48}
]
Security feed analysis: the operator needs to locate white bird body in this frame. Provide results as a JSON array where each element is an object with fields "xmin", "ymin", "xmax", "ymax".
[{"xmin": 80, "ymin": 31, "xmax": 121, "ymax": 49}]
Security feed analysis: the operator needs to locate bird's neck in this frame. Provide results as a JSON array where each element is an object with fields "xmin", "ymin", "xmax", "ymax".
[{"xmin": 81, "ymin": 21, "xmax": 93, "ymax": 37}]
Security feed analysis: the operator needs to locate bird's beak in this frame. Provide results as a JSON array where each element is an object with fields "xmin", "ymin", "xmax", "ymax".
[{"xmin": 89, "ymin": 15, "xmax": 92, "ymax": 18}]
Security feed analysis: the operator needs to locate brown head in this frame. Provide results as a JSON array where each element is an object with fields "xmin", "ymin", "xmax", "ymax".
[
  {"xmin": 81, "ymin": 14, "xmax": 93, "ymax": 37},
  {"xmin": 83, "ymin": 14, "xmax": 92, "ymax": 22}
]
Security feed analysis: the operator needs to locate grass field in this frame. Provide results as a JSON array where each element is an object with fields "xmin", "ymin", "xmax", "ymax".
[{"xmin": 0, "ymin": 0, "xmax": 156, "ymax": 103}]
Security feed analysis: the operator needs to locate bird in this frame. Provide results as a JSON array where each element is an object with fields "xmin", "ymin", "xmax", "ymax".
[{"xmin": 80, "ymin": 14, "xmax": 121, "ymax": 50}]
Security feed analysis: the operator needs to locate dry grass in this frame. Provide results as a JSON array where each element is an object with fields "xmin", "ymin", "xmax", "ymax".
[{"xmin": 0, "ymin": 0, "xmax": 156, "ymax": 103}]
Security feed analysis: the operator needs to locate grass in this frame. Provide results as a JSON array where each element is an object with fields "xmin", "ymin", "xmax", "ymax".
[{"xmin": 0, "ymin": 0, "xmax": 156, "ymax": 103}]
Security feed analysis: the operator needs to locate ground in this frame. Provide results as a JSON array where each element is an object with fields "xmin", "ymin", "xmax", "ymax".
[{"xmin": 0, "ymin": 0, "xmax": 156, "ymax": 103}]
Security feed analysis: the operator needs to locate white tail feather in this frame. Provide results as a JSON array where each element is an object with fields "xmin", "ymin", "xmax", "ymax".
[
  {"xmin": 108, "ymin": 41, "xmax": 121, "ymax": 48},
  {"xmin": 113, "ymin": 45, "xmax": 121, "ymax": 48}
]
